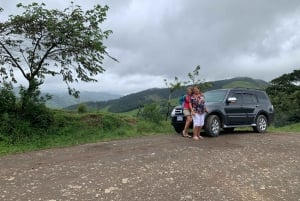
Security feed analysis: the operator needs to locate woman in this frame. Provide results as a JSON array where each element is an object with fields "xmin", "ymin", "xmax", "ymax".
[
  {"xmin": 191, "ymin": 85, "xmax": 207, "ymax": 140},
  {"xmin": 182, "ymin": 87, "xmax": 193, "ymax": 137}
]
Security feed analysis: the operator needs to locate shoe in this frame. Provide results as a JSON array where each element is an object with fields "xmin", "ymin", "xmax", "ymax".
[{"xmin": 182, "ymin": 131, "xmax": 188, "ymax": 137}]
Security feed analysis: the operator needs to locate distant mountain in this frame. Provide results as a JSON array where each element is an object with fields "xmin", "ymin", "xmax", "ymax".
[
  {"xmin": 45, "ymin": 91, "xmax": 121, "ymax": 108},
  {"xmin": 65, "ymin": 77, "xmax": 269, "ymax": 112}
]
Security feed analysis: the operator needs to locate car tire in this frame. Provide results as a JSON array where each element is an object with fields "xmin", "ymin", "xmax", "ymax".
[
  {"xmin": 253, "ymin": 115, "xmax": 268, "ymax": 133},
  {"xmin": 205, "ymin": 115, "xmax": 221, "ymax": 137}
]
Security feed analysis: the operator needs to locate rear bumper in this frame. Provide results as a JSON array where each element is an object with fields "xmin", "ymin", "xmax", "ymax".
[{"xmin": 171, "ymin": 115, "xmax": 186, "ymax": 126}]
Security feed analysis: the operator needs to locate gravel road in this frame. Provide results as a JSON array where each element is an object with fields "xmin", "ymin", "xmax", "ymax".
[{"xmin": 0, "ymin": 132, "xmax": 299, "ymax": 201}]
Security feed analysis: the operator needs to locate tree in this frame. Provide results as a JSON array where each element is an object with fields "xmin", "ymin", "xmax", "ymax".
[
  {"xmin": 163, "ymin": 76, "xmax": 182, "ymax": 103},
  {"xmin": 163, "ymin": 65, "xmax": 211, "ymax": 119},
  {"xmin": 163, "ymin": 65, "xmax": 211, "ymax": 104},
  {"xmin": 186, "ymin": 65, "xmax": 201, "ymax": 85},
  {"xmin": 266, "ymin": 69, "xmax": 300, "ymax": 126},
  {"xmin": 0, "ymin": 3, "xmax": 115, "ymax": 107}
]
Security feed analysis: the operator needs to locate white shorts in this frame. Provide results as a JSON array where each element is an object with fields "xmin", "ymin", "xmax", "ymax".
[{"xmin": 192, "ymin": 113, "xmax": 205, "ymax": 127}]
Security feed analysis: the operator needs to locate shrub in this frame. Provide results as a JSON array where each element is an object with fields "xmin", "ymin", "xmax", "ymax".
[
  {"xmin": 0, "ymin": 83, "xmax": 16, "ymax": 113},
  {"xmin": 100, "ymin": 114, "xmax": 126, "ymax": 130},
  {"xmin": 0, "ymin": 84, "xmax": 54, "ymax": 143},
  {"xmin": 78, "ymin": 103, "xmax": 88, "ymax": 113},
  {"xmin": 141, "ymin": 103, "xmax": 163, "ymax": 124},
  {"xmin": 20, "ymin": 102, "xmax": 54, "ymax": 129}
]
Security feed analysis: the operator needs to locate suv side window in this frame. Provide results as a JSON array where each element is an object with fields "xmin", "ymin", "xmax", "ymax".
[
  {"xmin": 242, "ymin": 93, "xmax": 258, "ymax": 104},
  {"xmin": 228, "ymin": 92, "xmax": 243, "ymax": 104}
]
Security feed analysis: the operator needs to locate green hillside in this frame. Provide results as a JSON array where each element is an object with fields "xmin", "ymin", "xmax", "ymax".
[
  {"xmin": 221, "ymin": 78, "xmax": 269, "ymax": 89},
  {"xmin": 65, "ymin": 77, "xmax": 269, "ymax": 113}
]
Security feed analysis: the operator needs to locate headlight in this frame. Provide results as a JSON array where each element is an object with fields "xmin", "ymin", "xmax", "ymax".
[{"xmin": 170, "ymin": 108, "xmax": 176, "ymax": 117}]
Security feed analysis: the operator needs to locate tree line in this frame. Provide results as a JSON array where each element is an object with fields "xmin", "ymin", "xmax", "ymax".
[{"xmin": 266, "ymin": 69, "xmax": 300, "ymax": 126}]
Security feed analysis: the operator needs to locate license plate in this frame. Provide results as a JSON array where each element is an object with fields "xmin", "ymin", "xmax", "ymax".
[{"xmin": 177, "ymin": 116, "xmax": 183, "ymax": 121}]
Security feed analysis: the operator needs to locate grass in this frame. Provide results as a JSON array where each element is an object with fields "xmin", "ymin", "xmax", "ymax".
[
  {"xmin": 0, "ymin": 110, "xmax": 174, "ymax": 156},
  {"xmin": 269, "ymin": 123, "xmax": 300, "ymax": 133},
  {"xmin": 1, "ymin": 108, "xmax": 299, "ymax": 156}
]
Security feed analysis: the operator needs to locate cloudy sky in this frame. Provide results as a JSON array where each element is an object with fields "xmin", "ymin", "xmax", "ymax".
[{"xmin": 1, "ymin": 0, "xmax": 300, "ymax": 95}]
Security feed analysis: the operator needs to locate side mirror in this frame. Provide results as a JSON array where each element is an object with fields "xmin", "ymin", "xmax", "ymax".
[{"xmin": 227, "ymin": 97, "xmax": 237, "ymax": 103}]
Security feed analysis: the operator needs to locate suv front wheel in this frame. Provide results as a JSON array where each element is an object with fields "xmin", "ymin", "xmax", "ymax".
[
  {"xmin": 253, "ymin": 115, "xmax": 268, "ymax": 133},
  {"xmin": 205, "ymin": 115, "xmax": 221, "ymax": 137}
]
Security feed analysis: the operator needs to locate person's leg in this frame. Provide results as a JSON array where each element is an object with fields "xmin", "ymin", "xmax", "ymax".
[
  {"xmin": 183, "ymin": 115, "xmax": 192, "ymax": 136},
  {"xmin": 197, "ymin": 114, "xmax": 205, "ymax": 139},
  {"xmin": 193, "ymin": 127, "xmax": 199, "ymax": 140},
  {"xmin": 192, "ymin": 114, "xmax": 200, "ymax": 140},
  {"xmin": 198, "ymin": 126, "xmax": 203, "ymax": 139}
]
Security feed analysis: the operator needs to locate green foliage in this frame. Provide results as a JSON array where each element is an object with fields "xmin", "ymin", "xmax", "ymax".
[
  {"xmin": 77, "ymin": 103, "xmax": 88, "ymax": 113},
  {"xmin": 141, "ymin": 103, "xmax": 163, "ymax": 124},
  {"xmin": 0, "ymin": 83, "xmax": 54, "ymax": 143},
  {"xmin": 0, "ymin": 2, "xmax": 114, "ymax": 143},
  {"xmin": 164, "ymin": 76, "xmax": 183, "ymax": 94},
  {"xmin": 22, "ymin": 102, "xmax": 54, "ymax": 129},
  {"xmin": 0, "ymin": 2, "xmax": 113, "ymax": 99},
  {"xmin": 266, "ymin": 69, "xmax": 300, "ymax": 126},
  {"xmin": 0, "ymin": 82, "xmax": 16, "ymax": 113},
  {"xmin": 136, "ymin": 120, "xmax": 173, "ymax": 134},
  {"xmin": 269, "ymin": 123, "xmax": 300, "ymax": 133},
  {"xmin": 186, "ymin": 65, "xmax": 201, "ymax": 85},
  {"xmin": 97, "ymin": 113, "xmax": 128, "ymax": 130},
  {"xmin": 0, "ymin": 110, "xmax": 174, "ymax": 155}
]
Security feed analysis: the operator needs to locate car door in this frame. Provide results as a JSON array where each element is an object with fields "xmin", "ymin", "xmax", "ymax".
[
  {"xmin": 224, "ymin": 92, "xmax": 247, "ymax": 125},
  {"xmin": 242, "ymin": 93, "xmax": 258, "ymax": 124}
]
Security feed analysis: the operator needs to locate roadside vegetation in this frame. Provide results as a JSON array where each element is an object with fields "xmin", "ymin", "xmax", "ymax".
[
  {"xmin": 0, "ymin": 108, "xmax": 174, "ymax": 155},
  {"xmin": 269, "ymin": 123, "xmax": 300, "ymax": 133}
]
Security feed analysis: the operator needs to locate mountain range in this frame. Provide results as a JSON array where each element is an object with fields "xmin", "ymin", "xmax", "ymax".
[
  {"xmin": 62, "ymin": 77, "xmax": 269, "ymax": 112},
  {"xmin": 45, "ymin": 91, "xmax": 121, "ymax": 108}
]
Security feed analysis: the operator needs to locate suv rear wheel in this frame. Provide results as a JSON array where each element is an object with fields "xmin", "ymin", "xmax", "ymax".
[
  {"xmin": 205, "ymin": 115, "xmax": 221, "ymax": 137},
  {"xmin": 253, "ymin": 115, "xmax": 268, "ymax": 133}
]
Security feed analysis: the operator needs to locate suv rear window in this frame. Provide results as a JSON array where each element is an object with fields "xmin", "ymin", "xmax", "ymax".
[
  {"xmin": 256, "ymin": 91, "xmax": 269, "ymax": 102},
  {"xmin": 243, "ymin": 93, "xmax": 258, "ymax": 104}
]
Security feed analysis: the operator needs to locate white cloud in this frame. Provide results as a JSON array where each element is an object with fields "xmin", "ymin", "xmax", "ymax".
[{"xmin": 1, "ymin": 0, "xmax": 300, "ymax": 95}]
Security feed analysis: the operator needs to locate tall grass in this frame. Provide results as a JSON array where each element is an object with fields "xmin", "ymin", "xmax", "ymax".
[
  {"xmin": 1, "ymin": 108, "xmax": 298, "ymax": 156},
  {"xmin": 0, "ymin": 110, "xmax": 174, "ymax": 155}
]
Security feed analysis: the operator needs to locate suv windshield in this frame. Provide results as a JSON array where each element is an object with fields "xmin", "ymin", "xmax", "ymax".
[{"xmin": 204, "ymin": 90, "xmax": 227, "ymax": 102}]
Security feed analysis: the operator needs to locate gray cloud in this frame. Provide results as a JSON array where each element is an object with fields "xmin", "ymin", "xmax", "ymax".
[{"xmin": 1, "ymin": 0, "xmax": 300, "ymax": 94}]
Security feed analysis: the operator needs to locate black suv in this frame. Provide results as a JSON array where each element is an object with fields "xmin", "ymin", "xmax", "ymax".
[{"xmin": 170, "ymin": 88, "xmax": 274, "ymax": 137}]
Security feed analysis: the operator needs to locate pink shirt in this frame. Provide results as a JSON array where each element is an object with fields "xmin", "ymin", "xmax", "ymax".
[{"xmin": 183, "ymin": 95, "xmax": 191, "ymax": 109}]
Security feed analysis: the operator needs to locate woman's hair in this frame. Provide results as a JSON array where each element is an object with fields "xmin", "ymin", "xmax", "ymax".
[
  {"xmin": 193, "ymin": 85, "xmax": 200, "ymax": 90},
  {"xmin": 186, "ymin": 86, "xmax": 193, "ymax": 91}
]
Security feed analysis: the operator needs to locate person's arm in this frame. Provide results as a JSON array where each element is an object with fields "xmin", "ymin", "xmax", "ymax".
[{"xmin": 189, "ymin": 97, "xmax": 195, "ymax": 115}]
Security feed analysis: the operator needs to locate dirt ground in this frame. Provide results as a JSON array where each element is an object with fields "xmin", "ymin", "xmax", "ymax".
[{"xmin": 0, "ymin": 131, "xmax": 299, "ymax": 201}]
